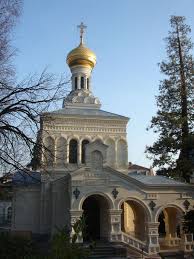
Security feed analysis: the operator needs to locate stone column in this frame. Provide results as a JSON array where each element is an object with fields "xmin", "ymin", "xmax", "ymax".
[
  {"xmin": 109, "ymin": 209, "xmax": 122, "ymax": 242},
  {"xmin": 65, "ymin": 140, "xmax": 69, "ymax": 164},
  {"xmin": 69, "ymin": 210, "xmax": 83, "ymax": 243},
  {"xmin": 84, "ymin": 76, "xmax": 87, "ymax": 90},
  {"xmin": 115, "ymin": 140, "xmax": 118, "ymax": 168},
  {"xmin": 78, "ymin": 140, "xmax": 82, "ymax": 165},
  {"xmin": 88, "ymin": 76, "xmax": 91, "ymax": 91},
  {"xmin": 146, "ymin": 222, "xmax": 160, "ymax": 254}
]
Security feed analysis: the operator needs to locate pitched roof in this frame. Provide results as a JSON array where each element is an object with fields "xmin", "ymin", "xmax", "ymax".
[
  {"xmin": 128, "ymin": 173, "xmax": 188, "ymax": 186},
  {"xmin": 46, "ymin": 107, "xmax": 129, "ymax": 120}
]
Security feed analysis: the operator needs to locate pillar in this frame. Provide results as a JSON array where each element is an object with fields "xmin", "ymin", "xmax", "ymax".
[
  {"xmin": 77, "ymin": 76, "xmax": 81, "ymax": 90},
  {"xmin": 146, "ymin": 222, "xmax": 160, "ymax": 254},
  {"xmin": 65, "ymin": 140, "xmax": 69, "ymax": 164},
  {"xmin": 78, "ymin": 140, "xmax": 82, "ymax": 165},
  {"xmin": 69, "ymin": 210, "xmax": 83, "ymax": 243},
  {"xmin": 109, "ymin": 209, "xmax": 122, "ymax": 242}
]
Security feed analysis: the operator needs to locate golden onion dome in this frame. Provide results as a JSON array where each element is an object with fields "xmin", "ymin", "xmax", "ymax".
[{"xmin": 66, "ymin": 42, "xmax": 97, "ymax": 69}]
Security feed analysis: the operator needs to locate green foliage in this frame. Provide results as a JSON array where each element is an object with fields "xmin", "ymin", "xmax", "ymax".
[
  {"xmin": 51, "ymin": 216, "xmax": 89, "ymax": 259},
  {"xmin": 146, "ymin": 16, "xmax": 194, "ymax": 182},
  {"xmin": 0, "ymin": 232, "xmax": 38, "ymax": 259},
  {"xmin": 182, "ymin": 210, "xmax": 194, "ymax": 235},
  {"xmin": 0, "ymin": 216, "xmax": 90, "ymax": 259}
]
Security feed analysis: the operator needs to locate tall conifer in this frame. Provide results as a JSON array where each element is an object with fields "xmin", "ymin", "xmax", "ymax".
[{"xmin": 146, "ymin": 16, "xmax": 194, "ymax": 182}]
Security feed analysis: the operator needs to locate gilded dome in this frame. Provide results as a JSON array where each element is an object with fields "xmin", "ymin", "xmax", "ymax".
[{"xmin": 66, "ymin": 43, "xmax": 97, "ymax": 68}]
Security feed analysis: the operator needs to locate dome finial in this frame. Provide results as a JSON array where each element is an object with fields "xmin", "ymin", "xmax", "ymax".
[{"xmin": 77, "ymin": 22, "xmax": 87, "ymax": 45}]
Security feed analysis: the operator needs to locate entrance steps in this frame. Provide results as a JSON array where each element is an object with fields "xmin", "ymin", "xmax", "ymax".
[{"xmin": 87, "ymin": 242, "xmax": 127, "ymax": 258}]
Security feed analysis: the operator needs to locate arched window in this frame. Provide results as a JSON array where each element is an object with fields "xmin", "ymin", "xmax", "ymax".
[
  {"xmin": 74, "ymin": 77, "xmax": 78, "ymax": 90},
  {"xmin": 69, "ymin": 139, "xmax": 78, "ymax": 163},
  {"xmin": 87, "ymin": 78, "xmax": 89, "ymax": 89},
  {"xmin": 44, "ymin": 136, "xmax": 55, "ymax": 166},
  {"xmin": 7, "ymin": 207, "xmax": 12, "ymax": 223},
  {"xmin": 81, "ymin": 77, "xmax": 84, "ymax": 89},
  {"xmin": 56, "ymin": 137, "xmax": 66, "ymax": 165},
  {"xmin": 81, "ymin": 139, "xmax": 89, "ymax": 163}
]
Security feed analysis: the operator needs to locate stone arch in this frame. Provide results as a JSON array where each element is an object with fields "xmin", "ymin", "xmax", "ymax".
[
  {"xmin": 44, "ymin": 136, "xmax": 55, "ymax": 166},
  {"xmin": 156, "ymin": 204, "xmax": 184, "ymax": 244},
  {"xmin": 119, "ymin": 197, "xmax": 150, "ymax": 241},
  {"xmin": 56, "ymin": 137, "xmax": 66, "ymax": 165},
  {"xmin": 81, "ymin": 193, "xmax": 112, "ymax": 241},
  {"xmin": 105, "ymin": 138, "xmax": 115, "ymax": 167},
  {"xmin": 79, "ymin": 192, "xmax": 114, "ymax": 210},
  {"xmin": 81, "ymin": 139, "xmax": 90, "ymax": 164},
  {"xmin": 155, "ymin": 204, "xmax": 184, "ymax": 222},
  {"xmin": 117, "ymin": 139, "xmax": 128, "ymax": 168},
  {"xmin": 92, "ymin": 136, "xmax": 103, "ymax": 143}
]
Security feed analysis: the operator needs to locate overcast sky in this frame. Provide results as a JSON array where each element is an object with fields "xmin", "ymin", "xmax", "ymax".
[{"xmin": 13, "ymin": 0, "xmax": 194, "ymax": 168}]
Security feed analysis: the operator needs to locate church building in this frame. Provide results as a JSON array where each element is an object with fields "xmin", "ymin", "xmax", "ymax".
[{"xmin": 12, "ymin": 24, "xmax": 194, "ymax": 257}]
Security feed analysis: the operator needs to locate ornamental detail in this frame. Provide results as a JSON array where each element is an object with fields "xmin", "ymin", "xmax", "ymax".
[
  {"xmin": 73, "ymin": 187, "xmax": 80, "ymax": 200},
  {"xmin": 112, "ymin": 188, "xmax": 119, "ymax": 199},
  {"xmin": 149, "ymin": 200, "xmax": 156, "ymax": 211},
  {"xmin": 183, "ymin": 199, "xmax": 190, "ymax": 210}
]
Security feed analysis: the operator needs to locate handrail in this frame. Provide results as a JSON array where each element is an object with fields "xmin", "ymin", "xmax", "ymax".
[{"xmin": 110, "ymin": 231, "xmax": 149, "ymax": 254}]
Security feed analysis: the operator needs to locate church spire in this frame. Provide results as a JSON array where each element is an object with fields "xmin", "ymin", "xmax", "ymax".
[
  {"xmin": 63, "ymin": 24, "xmax": 101, "ymax": 109},
  {"xmin": 77, "ymin": 22, "xmax": 87, "ymax": 45}
]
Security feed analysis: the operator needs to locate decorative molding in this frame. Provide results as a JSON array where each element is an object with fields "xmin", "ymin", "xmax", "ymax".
[
  {"xmin": 183, "ymin": 199, "xmax": 190, "ymax": 210},
  {"xmin": 180, "ymin": 193, "xmax": 192, "ymax": 199},
  {"xmin": 148, "ymin": 200, "xmax": 156, "ymax": 211},
  {"xmin": 112, "ymin": 188, "xmax": 119, "ymax": 199},
  {"xmin": 73, "ymin": 188, "xmax": 80, "ymax": 200},
  {"xmin": 146, "ymin": 193, "xmax": 158, "ymax": 200}
]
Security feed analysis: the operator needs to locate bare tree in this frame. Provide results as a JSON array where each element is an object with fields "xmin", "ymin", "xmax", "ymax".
[
  {"xmin": 0, "ymin": 0, "xmax": 22, "ymax": 82},
  {"xmin": 0, "ymin": 72, "xmax": 69, "ymax": 174},
  {"xmin": 0, "ymin": 1, "xmax": 70, "ymax": 174}
]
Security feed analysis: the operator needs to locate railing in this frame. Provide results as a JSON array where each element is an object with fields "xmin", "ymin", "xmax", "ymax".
[
  {"xmin": 159, "ymin": 237, "xmax": 181, "ymax": 247},
  {"xmin": 110, "ymin": 231, "xmax": 148, "ymax": 254}
]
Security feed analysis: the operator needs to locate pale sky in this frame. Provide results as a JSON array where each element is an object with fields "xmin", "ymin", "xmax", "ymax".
[{"xmin": 13, "ymin": 0, "xmax": 194, "ymax": 168}]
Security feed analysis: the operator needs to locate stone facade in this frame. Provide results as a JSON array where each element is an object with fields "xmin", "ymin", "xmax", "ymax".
[{"xmin": 12, "ymin": 29, "xmax": 194, "ymax": 257}]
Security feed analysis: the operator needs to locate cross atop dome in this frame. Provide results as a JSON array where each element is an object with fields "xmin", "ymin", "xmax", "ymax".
[{"xmin": 77, "ymin": 22, "xmax": 87, "ymax": 44}]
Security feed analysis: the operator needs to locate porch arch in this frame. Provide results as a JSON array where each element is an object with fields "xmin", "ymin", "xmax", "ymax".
[
  {"xmin": 79, "ymin": 192, "xmax": 114, "ymax": 210},
  {"xmin": 156, "ymin": 204, "xmax": 184, "ymax": 248},
  {"xmin": 81, "ymin": 193, "xmax": 112, "ymax": 241},
  {"xmin": 118, "ymin": 197, "xmax": 152, "ymax": 222}
]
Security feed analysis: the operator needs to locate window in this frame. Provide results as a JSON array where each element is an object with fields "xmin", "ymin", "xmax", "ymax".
[
  {"xmin": 81, "ymin": 140, "xmax": 89, "ymax": 163},
  {"xmin": 87, "ymin": 78, "xmax": 89, "ymax": 89},
  {"xmin": 81, "ymin": 77, "xmax": 84, "ymax": 89},
  {"xmin": 69, "ymin": 139, "xmax": 78, "ymax": 163},
  {"xmin": 74, "ymin": 77, "xmax": 78, "ymax": 90}
]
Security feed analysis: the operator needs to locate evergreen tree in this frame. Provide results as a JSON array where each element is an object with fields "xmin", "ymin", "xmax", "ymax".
[{"xmin": 146, "ymin": 16, "xmax": 194, "ymax": 182}]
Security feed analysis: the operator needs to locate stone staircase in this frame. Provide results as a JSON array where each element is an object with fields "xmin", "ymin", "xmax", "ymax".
[{"xmin": 87, "ymin": 242, "xmax": 127, "ymax": 258}]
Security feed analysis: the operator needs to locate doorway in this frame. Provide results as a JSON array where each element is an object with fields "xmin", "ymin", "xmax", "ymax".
[{"xmin": 82, "ymin": 194, "xmax": 110, "ymax": 242}]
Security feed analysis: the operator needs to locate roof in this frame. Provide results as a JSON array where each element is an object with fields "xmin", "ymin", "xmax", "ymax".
[
  {"xmin": 129, "ymin": 173, "xmax": 188, "ymax": 186},
  {"xmin": 128, "ymin": 163, "xmax": 150, "ymax": 171},
  {"xmin": 46, "ymin": 108, "xmax": 129, "ymax": 120},
  {"xmin": 12, "ymin": 170, "xmax": 41, "ymax": 186}
]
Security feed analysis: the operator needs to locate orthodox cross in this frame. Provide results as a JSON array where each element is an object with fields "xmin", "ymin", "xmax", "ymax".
[{"xmin": 77, "ymin": 22, "xmax": 87, "ymax": 44}]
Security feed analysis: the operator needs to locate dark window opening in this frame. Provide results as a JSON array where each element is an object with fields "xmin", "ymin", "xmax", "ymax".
[
  {"xmin": 87, "ymin": 78, "xmax": 89, "ymax": 89},
  {"xmin": 69, "ymin": 139, "xmax": 78, "ymax": 163},
  {"xmin": 82, "ymin": 139, "xmax": 89, "ymax": 163},
  {"xmin": 74, "ymin": 77, "xmax": 78, "ymax": 90},
  {"xmin": 81, "ymin": 77, "xmax": 84, "ymax": 89}
]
